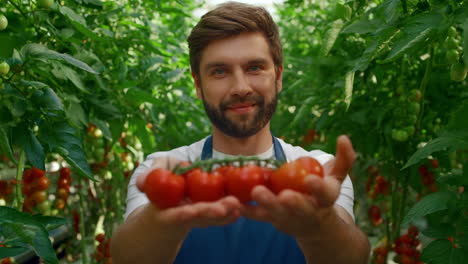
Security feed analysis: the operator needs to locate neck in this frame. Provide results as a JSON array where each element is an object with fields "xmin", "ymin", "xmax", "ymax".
[{"xmin": 211, "ymin": 124, "xmax": 273, "ymax": 156}]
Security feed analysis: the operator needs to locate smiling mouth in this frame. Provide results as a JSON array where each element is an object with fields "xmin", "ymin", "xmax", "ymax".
[{"xmin": 227, "ymin": 103, "xmax": 256, "ymax": 114}]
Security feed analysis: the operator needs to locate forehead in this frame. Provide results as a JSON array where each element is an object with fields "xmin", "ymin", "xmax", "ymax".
[{"xmin": 200, "ymin": 32, "xmax": 273, "ymax": 68}]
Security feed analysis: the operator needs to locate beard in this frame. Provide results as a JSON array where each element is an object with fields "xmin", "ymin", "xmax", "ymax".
[{"xmin": 201, "ymin": 86, "xmax": 278, "ymax": 138}]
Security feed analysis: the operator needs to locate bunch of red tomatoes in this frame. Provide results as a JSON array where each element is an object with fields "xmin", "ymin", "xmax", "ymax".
[
  {"xmin": 140, "ymin": 157, "xmax": 324, "ymax": 209},
  {"xmin": 22, "ymin": 167, "xmax": 50, "ymax": 213},
  {"xmin": 94, "ymin": 233, "xmax": 112, "ymax": 264},
  {"xmin": 55, "ymin": 167, "xmax": 72, "ymax": 210}
]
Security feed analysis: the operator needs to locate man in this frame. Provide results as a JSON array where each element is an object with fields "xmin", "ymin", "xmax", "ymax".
[{"xmin": 110, "ymin": 2, "xmax": 370, "ymax": 264}]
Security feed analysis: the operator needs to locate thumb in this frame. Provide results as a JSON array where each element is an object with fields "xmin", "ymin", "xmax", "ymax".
[{"xmin": 330, "ymin": 135, "xmax": 355, "ymax": 182}]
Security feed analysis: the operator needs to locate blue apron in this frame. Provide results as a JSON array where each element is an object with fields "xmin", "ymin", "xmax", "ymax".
[{"xmin": 174, "ymin": 136, "xmax": 306, "ymax": 264}]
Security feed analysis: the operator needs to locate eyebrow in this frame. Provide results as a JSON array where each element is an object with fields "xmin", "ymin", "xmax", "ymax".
[{"xmin": 203, "ymin": 58, "xmax": 270, "ymax": 72}]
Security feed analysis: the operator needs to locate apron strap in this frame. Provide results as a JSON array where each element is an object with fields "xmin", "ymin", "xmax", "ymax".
[{"xmin": 201, "ymin": 134, "xmax": 286, "ymax": 162}]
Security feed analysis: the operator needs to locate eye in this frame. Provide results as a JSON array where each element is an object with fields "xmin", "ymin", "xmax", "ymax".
[
  {"xmin": 248, "ymin": 65, "xmax": 262, "ymax": 72},
  {"xmin": 211, "ymin": 68, "xmax": 226, "ymax": 76}
]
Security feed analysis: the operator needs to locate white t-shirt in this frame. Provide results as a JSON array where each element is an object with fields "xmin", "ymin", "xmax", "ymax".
[{"xmin": 125, "ymin": 137, "xmax": 355, "ymax": 220}]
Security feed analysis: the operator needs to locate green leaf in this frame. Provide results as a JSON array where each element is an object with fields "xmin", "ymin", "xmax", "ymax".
[
  {"xmin": 125, "ymin": 88, "xmax": 160, "ymax": 106},
  {"xmin": 422, "ymin": 223, "xmax": 455, "ymax": 239},
  {"xmin": 0, "ymin": 246, "xmax": 27, "ymax": 259},
  {"xmin": 131, "ymin": 118, "xmax": 156, "ymax": 154},
  {"xmin": 351, "ymin": 26, "xmax": 399, "ymax": 72},
  {"xmin": 0, "ymin": 127, "xmax": 16, "ymax": 164},
  {"xmin": 66, "ymin": 102, "xmax": 87, "ymax": 128},
  {"xmin": 54, "ymin": 65, "xmax": 89, "ymax": 93},
  {"xmin": 289, "ymin": 97, "xmax": 315, "ymax": 129},
  {"xmin": 403, "ymin": 103, "xmax": 468, "ymax": 169},
  {"xmin": 21, "ymin": 44, "xmax": 98, "ymax": 74},
  {"xmin": 58, "ymin": 6, "xmax": 102, "ymax": 41},
  {"xmin": 402, "ymin": 191, "xmax": 454, "ymax": 225},
  {"xmin": 462, "ymin": 19, "xmax": 468, "ymax": 66},
  {"xmin": 32, "ymin": 87, "xmax": 64, "ymax": 111},
  {"xmin": 379, "ymin": 27, "xmax": 433, "ymax": 63},
  {"xmin": 421, "ymin": 239, "xmax": 467, "ymax": 264},
  {"xmin": 320, "ymin": 19, "xmax": 344, "ymax": 56},
  {"xmin": 342, "ymin": 18, "xmax": 382, "ymax": 34},
  {"xmin": 344, "ymin": 71, "xmax": 354, "ymax": 109},
  {"xmin": 31, "ymin": 215, "xmax": 68, "ymax": 231},
  {"xmin": 38, "ymin": 122, "xmax": 93, "ymax": 180},
  {"xmin": 383, "ymin": 0, "xmax": 400, "ymax": 23},
  {"xmin": 0, "ymin": 206, "xmax": 59, "ymax": 264},
  {"xmin": 14, "ymin": 125, "xmax": 45, "ymax": 170}
]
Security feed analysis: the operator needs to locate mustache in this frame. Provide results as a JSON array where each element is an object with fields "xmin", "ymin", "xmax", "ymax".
[{"xmin": 220, "ymin": 95, "xmax": 264, "ymax": 111}]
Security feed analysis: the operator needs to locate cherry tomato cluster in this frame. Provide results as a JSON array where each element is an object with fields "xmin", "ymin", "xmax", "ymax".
[
  {"xmin": 393, "ymin": 226, "xmax": 423, "ymax": 264},
  {"xmin": 0, "ymin": 258, "xmax": 12, "ymax": 264},
  {"xmin": 0, "ymin": 179, "xmax": 14, "ymax": 202},
  {"xmin": 445, "ymin": 26, "xmax": 467, "ymax": 82},
  {"xmin": 22, "ymin": 167, "xmax": 50, "ymax": 213},
  {"xmin": 94, "ymin": 234, "xmax": 112, "ymax": 264},
  {"xmin": 418, "ymin": 159, "xmax": 439, "ymax": 193},
  {"xmin": 371, "ymin": 245, "xmax": 388, "ymax": 264},
  {"xmin": 55, "ymin": 168, "xmax": 72, "ymax": 210},
  {"xmin": 392, "ymin": 87, "xmax": 422, "ymax": 142},
  {"xmin": 368, "ymin": 205, "xmax": 383, "ymax": 226},
  {"xmin": 141, "ymin": 157, "xmax": 324, "ymax": 209},
  {"xmin": 366, "ymin": 165, "xmax": 389, "ymax": 199}
]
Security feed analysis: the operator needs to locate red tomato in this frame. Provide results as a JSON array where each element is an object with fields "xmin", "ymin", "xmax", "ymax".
[
  {"xmin": 226, "ymin": 164, "xmax": 265, "ymax": 203},
  {"xmin": 270, "ymin": 160, "xmax": 310, "ymax": 194},
  {"xmin": 32, "ymin": 167, "xmax": 46, "ymax": 178},
  {"xmin": 143, "ymin": 168, "xmax": 185, "ymax": 209},
  {"xmin": 215, "ymin": 165, "xmax": 234, "ymax": 176},
  {"xmin": 35, "ymin": 176, "xmax": 50, "ymax": 190},
  {"xmin": 23, "ymin": 169, "xmax": 34, "ymax": 183},
  {"xmin": 60, "ymin": 167, "xmax": 71, "ymax": 180},
  {"xmin": 58, "ymin": 177, "xmax": 71, "ymax": 188},
  {"xmin": 186, "ymin": 168, "xmax": 225, "ymax": 202},
  {"xmin": 429, "ymin": 159, "xmax": 439, "ymax": 169},
  {"xmin": 31, "ymin": 190, "xmax": 47, "ymax": 204},
  {"xmin": 57, "ymin": 188, "xmax": 69, "ymax": 199},
  {"xmin": 294, "ymin": 157, "xmax": 324, "ymax": 178},
  {"xmin": 368, "ymin": 205, "xmax": 382, "ymax": 226},
  {"xmin": 95, "ymin": 233, "xmax": 105, "ymax": 243},
  {"xmin": 55, "ymin": 198, "xmax": 65, "ymax": 210}
]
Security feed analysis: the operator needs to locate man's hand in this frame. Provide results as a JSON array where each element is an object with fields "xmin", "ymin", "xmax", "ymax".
[
  {"xmin": 241, "ymin": 135, "xmax": 356, "ymax": 239},
  {"xmin": 134, "ymin": 157, "xmax": 243, "ymax": 233}
]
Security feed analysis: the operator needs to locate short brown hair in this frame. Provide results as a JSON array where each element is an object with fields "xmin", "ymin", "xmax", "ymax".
[{"xmin": 187, "ymin": 1, "xmax": 283, "ymax": 78}]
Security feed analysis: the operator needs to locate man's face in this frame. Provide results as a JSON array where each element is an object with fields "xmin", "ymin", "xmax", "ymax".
[{"xmin": 194, "ymin": 32, "xmax": 283, "ymax": 138}]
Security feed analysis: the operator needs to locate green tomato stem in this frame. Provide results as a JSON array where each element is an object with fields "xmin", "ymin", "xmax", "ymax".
[
  {"xmin": 173, "ymin": 157, "xmax": 281, "ymax": 175},
  {"xmin": 14, "ymin": 150, "xmax": 25, "ymax": 211},
  {"xmin": 77, "ymin": 176, "xmax": 89, "ymax": 264},
  {"xmin": 417, "ymin": 44, "xmax": 434, "ymax": 131}
]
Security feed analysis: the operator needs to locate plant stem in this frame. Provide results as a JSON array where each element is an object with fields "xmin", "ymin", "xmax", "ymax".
[
  {"xmin": 8, "ymin": 0, "xmax": 28, "ymax": 18},
  {"xmin": 14, "ymin": 151, "xmax": 25, "ymax": 211},
  {"xmin": 173, "ymin": 157, "xmax": 281, "ymax": 175},
  {"xmin": 395, "ymin": 170, "xmax": 410, "ymax": 238},
  {"xmin": 78, "ymin": 176, "xmax": 88, "ymax": 264},
  {"xmin": 416, "ymin": 44, "xmax": 434, "ymax": 131}
]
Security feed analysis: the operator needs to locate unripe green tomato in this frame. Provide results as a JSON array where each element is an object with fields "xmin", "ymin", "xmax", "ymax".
[
  {"xmin": 409, "ymin": 102, "xmax": 421, "ymax": 114},
  {"xmin": 392, "ymin": 129, "xmax": 408, "ymax": 142},
  {"xmin": 408, "ymin": 114, "xmax": 418, "ymax": 124},
  {"xmin": 446, "ymin": 50, "xmax": 459, "ymax": 65},
  {"xmin": 38, "ymin": 0, "xmax": 54, "ymax": 8},
  {"xmin": 405, "ymin": 126, "xmax": 415, "ymax": 136},
  {"xmin": 37, "ymin": 200, "xmax": 51, "ymax": 215},
  {"xmin": 448, "ymin": 26, "xmax": 457, "ymax": 37},
  {"xmin": 446, "ymin": 37, "xmax": 459, "ymax": 49},
  {"xmin": 409, "ymin": 89, "xmax": 422, "ymax": 102},
  {"xmin": 0, "ymin": 61, "xmax": 9, "ymax": 76},
  {"xmin": 450, "ymin": 63, "xmax": 468, "ymax": 82},
  {"xmin": 0, "ymin": 15, "xmax": 8, "ymax": 31}
]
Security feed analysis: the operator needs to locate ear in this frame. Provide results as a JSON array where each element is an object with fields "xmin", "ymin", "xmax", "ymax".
[
  {"xmin": 191, "ymin": 71, "xmax": 202, "ymax": 100},
  {"xmin": 275, "ymin": 66, "xmax": 284, "ymax": 93}
]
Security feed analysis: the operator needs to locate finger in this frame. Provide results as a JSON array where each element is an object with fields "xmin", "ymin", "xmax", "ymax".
[
  {"xmin": 330, "ymin": 135, "xmax": 355, "ymax": 182},
  {"xmin": 277, "ymin": 189, "xmax": 317, "ymax": 216},
  {"xmin": 241, "ymin": 204, "xmax": 272, "ymax": 222},
  {"xmin": 251, "ymin": 185, "xmax": 287, "ymax": 217},
  {"xmin": 305, "ymin": 175, "xmax": 341, "ymax": 207}
]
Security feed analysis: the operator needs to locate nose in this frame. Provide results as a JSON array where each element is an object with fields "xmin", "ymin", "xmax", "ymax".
[{"xmin": 230, "ymin": 68, "xmax": 252, "ymax": 97}]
